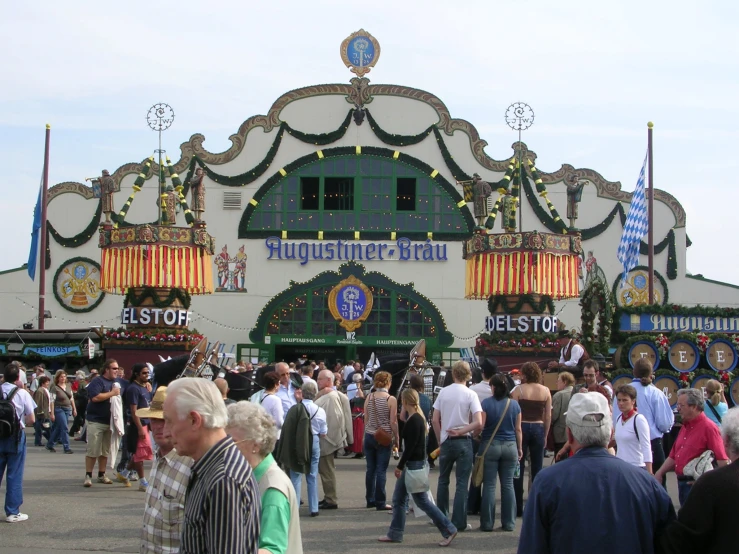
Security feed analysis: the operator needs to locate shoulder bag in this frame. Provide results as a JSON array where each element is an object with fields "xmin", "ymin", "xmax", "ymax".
[
  {"xmin": 706, "ymin": 401, "xmax": 723, "ymax": 424},
  {"xmin": 371, "ymin": 393, "xmax": 393, "ymax": 447},
  {"xmin": 472, "ymin": 398, "xmax": 511, "ymax": 487},
  {"xmin": 405, "ymin": 419, "xmax": 430, "ymax": 494}
]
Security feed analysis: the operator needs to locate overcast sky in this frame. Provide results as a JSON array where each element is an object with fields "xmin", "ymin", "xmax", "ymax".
[{"xmin": 2, "ymin": 0, "xmax": 737, "ymax": 285}]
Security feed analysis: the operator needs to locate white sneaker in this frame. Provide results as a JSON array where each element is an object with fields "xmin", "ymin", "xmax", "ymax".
[{"xmin": 6, "ymin": 513, "xmax": 28, "ymax": 523}]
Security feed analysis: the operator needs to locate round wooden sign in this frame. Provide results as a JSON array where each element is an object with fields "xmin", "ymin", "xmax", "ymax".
[
  {"xmin": 628, "ymin": 341, "xmax": 660, "ymax": 370},
  {"xmin": 668, "ymin": 340, "xmax": 699, "ymax": 373},
  {"xmin": 706, "ymin": 339, "xmax": 738, "ymax": 372},
  {"xmin": 611, "ymin": 374, "xmax": 633, "ymax": 393},
  {"xmin": 653, "ymin": 375, "xmax": 680, "ymax": 408},
  {"xmin": 730, "ymin": 377, "xmax": 739, "ymax": 406},
  {"xmin": 691, "ymin": 374, "xmax": 713, "ymax": 392}
]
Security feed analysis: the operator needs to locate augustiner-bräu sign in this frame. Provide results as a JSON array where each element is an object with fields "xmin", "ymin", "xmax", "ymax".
[{"xmin": 622, "ymin": 313, "xmax": 739, "ymax": 333}]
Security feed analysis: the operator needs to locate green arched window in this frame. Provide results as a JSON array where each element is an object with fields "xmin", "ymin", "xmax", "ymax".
[
  {"xmin": 240, "ymin": 149, "xmax": 473, "ymax": 240},
  {"xmin": 266, "ymin": 284, "xmax": 437, "ymax": 338}
]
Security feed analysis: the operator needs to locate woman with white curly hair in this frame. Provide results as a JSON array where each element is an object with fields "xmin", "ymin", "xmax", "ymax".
[{"xmin": 227, "ymin": 401, "xmax": 303, "ymax": 554}]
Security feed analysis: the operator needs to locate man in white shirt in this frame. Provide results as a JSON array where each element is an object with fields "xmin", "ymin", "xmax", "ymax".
[
  {"xmin": 1, "ymin": 363, "xmax": 37, "ymax": 523},
  {"xmin": 548, "ymin": 331, "xmax": 588, "ymax": 376},
  {"xmin": 275, "ymin": 362, "xmax": 297, "ymax": 414},
  {"xmin": 432, "ymin": 361, "xmax": 483, "ymax": 532},
  {"xmin": 342, "ymin": 361, "xmax": 356, "ymax": 384}
]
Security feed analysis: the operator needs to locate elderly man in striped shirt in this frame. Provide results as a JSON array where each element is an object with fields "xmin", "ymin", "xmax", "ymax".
[
  {"xmin": 138, "ymin": 386, "xmax": 193, "ymax": 554},
  {"xmin": 163, "ymin": 378, "xmax": 260, "ymax": 554}
]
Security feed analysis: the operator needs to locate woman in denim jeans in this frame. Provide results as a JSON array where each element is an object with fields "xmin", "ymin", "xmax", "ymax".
[
  {"xmin": 364, "ymin": 371, "xmax": 398, "ymax": 510},
  {"xmin": 379, "ymin": 389, "xmax": 457, "ymax": 547},
  {"xmin": 510, "ymin": 362, "xmax": 551, "ymax": 517},
  {"xmin": 47, "ymin": 371, "xmax": 76, "ymax": 454},
  {"xmin": 478, "ymin": 375, "xmax": 522, "ymax": 531}
]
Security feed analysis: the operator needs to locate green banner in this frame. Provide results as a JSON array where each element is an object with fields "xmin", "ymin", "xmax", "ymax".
[
  {"xmin": 22, "ymin": 344, "xmax": 82, "ymax": 358},
  {"xmin": 265, "ymin": 335, "xmax": 428, "ymax": 348}
]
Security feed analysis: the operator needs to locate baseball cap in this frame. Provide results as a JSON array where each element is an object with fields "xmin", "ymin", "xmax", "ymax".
[{"xmin": 566, "ymin": 392, "xmax": 610, "ymax": 428}]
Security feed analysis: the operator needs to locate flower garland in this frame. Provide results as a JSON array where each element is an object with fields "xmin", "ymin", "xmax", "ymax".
[
  {"xmin": 104, "ymin": 326, "xmax": 203, "ymax": 344},
  {"xmin": 475, "ymin": 331, "xmax": 559, "ymax": 356},
  {"xmin": 365, "ymin": 110, "xmax": 434, "ymax": 146},
  {"xmin": 654, "ymin": 334, "xmax": 670, "ymax": 358},
  {"xmin": 695, "ymin": 332, "xmax": 711, "ymax": 354}
]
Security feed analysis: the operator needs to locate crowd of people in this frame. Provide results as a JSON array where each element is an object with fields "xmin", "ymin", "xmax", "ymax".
[{"xmin": 0, "ymin": 351, "xmax": 737, "ymax": 553}]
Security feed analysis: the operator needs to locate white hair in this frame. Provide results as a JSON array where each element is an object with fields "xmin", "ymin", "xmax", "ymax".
[
  {"xmin": 167, "ymin": 378, "xmax": 228, "ymax": 429},
  {"xmin": 226, "ymin": 401, "xmax": 277, "ymax": 457},
  {"xmin": 722, "ymin": 407, "xmax": 739, "ymax": 459},
  {"xmin": 567, "ymin": 414, "xmax": 613, "ymax": 448},
  {"xmin": 302, "ymin": 380, "xmax": 318, "ymax": 400}
]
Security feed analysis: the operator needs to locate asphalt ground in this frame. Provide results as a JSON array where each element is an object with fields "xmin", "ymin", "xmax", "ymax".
[{"xmin": 1, "ymin": 430, "xmax": 681, "ymax": 553}]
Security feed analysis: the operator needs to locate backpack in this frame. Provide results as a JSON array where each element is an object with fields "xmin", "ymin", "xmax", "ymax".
[{"xmin": 0, "ymin": 386, "xmax": 21, "ymax": 441}]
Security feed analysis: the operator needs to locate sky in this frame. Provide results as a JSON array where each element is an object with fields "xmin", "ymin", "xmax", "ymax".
[{"xmin": 2, "ymin": 0, "xmax": 738, "ymax": 284}]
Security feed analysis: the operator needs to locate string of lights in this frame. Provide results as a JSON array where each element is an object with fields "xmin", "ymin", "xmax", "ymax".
[{"xmin": 15, "ymin": 297, "xmax": 119, "ymax": 327}]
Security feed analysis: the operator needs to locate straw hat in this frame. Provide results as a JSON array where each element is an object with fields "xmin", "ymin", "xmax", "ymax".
[{"xmin": 137, "ymin": 386, "xmax": 168, "ymax": 419}]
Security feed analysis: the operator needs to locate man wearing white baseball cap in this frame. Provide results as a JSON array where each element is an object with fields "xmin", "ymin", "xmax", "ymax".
[{"xmin": 518, "ymin": 391, "xmax": 675, "ymax": 554}]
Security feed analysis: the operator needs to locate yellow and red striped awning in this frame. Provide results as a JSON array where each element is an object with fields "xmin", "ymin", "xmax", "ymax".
[
  {"xmin": 465, "ymin": 251, "xmax": 580, "ymax": 300},
  {"xmin": 100, "ymin": 244, "xmax": 213, "ymax": 295}
]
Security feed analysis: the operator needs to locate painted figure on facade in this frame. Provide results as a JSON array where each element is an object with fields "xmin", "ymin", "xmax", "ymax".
[
  {"xmin": 457, "ymin": 173, "xmax": 492, "ymax": 228},
  {"xmin": 189, "ymin": 167, "xmax": 206, "ymax": 221},
  {"xmin": 234, "ymin": 245, "xmax": 247, "ymax": 290},
  {"xmin": 565, "ymin": 178, "xmax": 588, "ymax": 228},
  {"xmin": 99, "ymin": 170, "xmax": 116, "ymax": 224}
]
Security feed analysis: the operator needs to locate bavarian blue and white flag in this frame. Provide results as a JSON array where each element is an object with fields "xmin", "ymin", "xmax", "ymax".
[{"xmin": 617, "ymin": 153, "xmax": 649, "ymax": 285}]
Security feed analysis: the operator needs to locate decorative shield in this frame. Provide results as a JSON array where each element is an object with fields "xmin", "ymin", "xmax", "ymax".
[
  {"xmin": 328, "ymin": 275, "xmax": 374, "ymax": 332},
  {"xmin": 340, "ymin": 29, "xmax": 381, "ymax": 78}
]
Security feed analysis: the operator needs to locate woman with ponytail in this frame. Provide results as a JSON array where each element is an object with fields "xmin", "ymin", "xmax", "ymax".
[
  {"xmin": 379, "ymin": 389, "xmax": 458, "ymax": 547},
  {"xmin": 704, "ymin": 380, "xmax": 728, "ymax": 428}
]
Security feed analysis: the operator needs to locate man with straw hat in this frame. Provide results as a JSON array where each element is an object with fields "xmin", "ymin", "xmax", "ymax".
[{"xmin": 138, "ymin": 386, "xmax": 194, "ymax": 554}]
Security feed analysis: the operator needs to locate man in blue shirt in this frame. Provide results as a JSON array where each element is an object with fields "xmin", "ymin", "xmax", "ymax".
[{"xmin": 518, "ymin": 392, "xmax": 675, "ymax": 554}]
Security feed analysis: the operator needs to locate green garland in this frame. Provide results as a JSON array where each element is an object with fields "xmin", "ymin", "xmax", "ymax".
[
  {"xmin": 52, "ymin": 257, "xmax": 106, "ymax": 313},
  {"xmin": 188, "ymin": 110, "xmax": 354, "ymax": 188},
  {"xmin": 124, "ymin": 287, "xmax": 192, "ymax": 309},
  {"xmin": 433, "ymin": 127, "xmax": 471, "ymax": 182},
  {"xmin": 488, "ymin": 294, "xmax": 555, "ymax": 315},
  {"xmin": 48, "ymin": 199, "xmax": 103, "ymax": 248},
  {"xmin": 366, "ymin": 110, "xmax": 434, "ymax": 146},
  {"xmin": 580, "ymin": 278, "xmax": 613, "ymax": 356},
  {"xmin": 521, "ymin": 168, "xmax": 568, "ymax": 233}
]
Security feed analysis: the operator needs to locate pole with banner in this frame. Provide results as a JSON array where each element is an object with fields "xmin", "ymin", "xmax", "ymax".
[
  {"xmin": 647, "ymin": 121, "xmax": 654, "ymax": 304},
  {"xmin": 38, "ymin": 124, "xmax": 51, "ymax": 329}
]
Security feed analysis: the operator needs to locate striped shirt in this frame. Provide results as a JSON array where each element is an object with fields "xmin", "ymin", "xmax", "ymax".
[
  {"xmin": 141, "ymin": 449, "xmax": 193, "ymax": 554},
  {"xmin": 181, "ymin": 436, "xmax": 261, "ymax": 554},
  {"xmin": 365, "ymin": 392, "xmax": 391, "ymax": 435}
]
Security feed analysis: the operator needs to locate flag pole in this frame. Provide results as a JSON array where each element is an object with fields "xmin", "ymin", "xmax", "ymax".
[
  {"xmin": 647, "ymin": 121, "xmax": 654, "ymax": 305},
  {"xmin": 38, "ymin": 124, "xmax": 51, "ymax": 329}
]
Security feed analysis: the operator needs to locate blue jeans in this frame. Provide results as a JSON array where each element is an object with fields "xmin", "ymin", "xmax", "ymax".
[
  {"xmin": 437, "ymin": 437, "xmax": 473, "ymax": 530},
  {"xmin": 678, "ymin": 480, "xmax": 693, "ymax": 506},
  {"xmin": 514, "ymin": 422, "xmax": 545, "ymax": 516},
  {"xmin": 48, "ymin": 406, "xmax": 72, "ymax": 451},
  {"xmin": 467, "ymin": 439, "xmax": 481, "ymax": 514},
  {"xmin": 34, "ymin": 418, "xmax": 50, "ymax": 446},
  {"xmin": 290, "ymin": 434, "xmax": 320, "ymax": 513},
  {"xmin": 480, "ymin": 440, "xmax": 517, "ymax": 531},
  {"xmin": 0, "ymin": 431, "xmax": 26, "ymax": 516},
  {"xmin": 364, "ymin": 433, "xmax": 392, "ymax": 509},
  {"xmin": 387, "ymin": 460, "xmax": 457, "ymax": 541}
]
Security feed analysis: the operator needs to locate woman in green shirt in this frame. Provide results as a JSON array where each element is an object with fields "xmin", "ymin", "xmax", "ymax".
[{"xmin": 227, "ymin": 401, "xmax": 303, "ymax": 554}]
